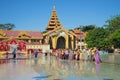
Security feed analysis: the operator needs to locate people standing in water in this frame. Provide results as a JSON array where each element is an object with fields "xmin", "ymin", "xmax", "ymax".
[
  {"xmin": 12, "ymin": 49, "xmax": 16, "ymax": 59},
  {"xmin": 17, "ymin": 47, "xmax": 21, "ymax": 58},
  {"xmin": 6, "ymin": 52, "xmax": 9, "ymax": 59},
  {"xmin": 95, "ymin": 48, "xmax": 102, "ymax": 64},
  {"xmin": 72, "ymin": 50, "xmax": 76, "ymax": 60},
  {"xmin": 34, "ymin": 49, "xmax": 38, "ymax": 58},
  {"xmin": 91, "ymin": 48, "xmax": 95, "ymax": 61},
  {"xmin": 65, "ymin": 49, "xmax": 69, "ymax": 59},
  {"xmin": 82, "ymin": 48, "xmax": 88, "ymax": 61},
  {"xmin": 86, "ymin": 49, "xmax": 91, "ymax": 61},
  {"xmin": 76, "ymin": 49, "xmax": 81, "ymax": 61}
]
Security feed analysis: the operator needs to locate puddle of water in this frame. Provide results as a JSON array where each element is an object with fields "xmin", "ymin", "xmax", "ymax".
[{"xmin": 0, "ymin": 54, "xmax": 120, "ymax": 80}]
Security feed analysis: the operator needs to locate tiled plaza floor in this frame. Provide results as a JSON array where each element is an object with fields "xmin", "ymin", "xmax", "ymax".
[{"xmin": 0, "ymin": 53, "xmax": 120, "ymax": 80}]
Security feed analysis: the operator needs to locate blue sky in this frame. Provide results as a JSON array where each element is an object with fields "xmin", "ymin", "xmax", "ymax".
[{"xmin": 0, "ymin": 0, "xmax": 120, "ymax": 31}]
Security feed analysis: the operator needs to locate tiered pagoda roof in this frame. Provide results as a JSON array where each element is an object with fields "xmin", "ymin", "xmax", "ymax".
[{"xmin": 46, "ymin": 6, "xmax": 61, "ymax": 31}]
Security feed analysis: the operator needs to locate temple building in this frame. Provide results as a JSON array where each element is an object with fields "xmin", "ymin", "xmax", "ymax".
[
  {"xmin": 0, "ymin": 6, "xmax": 86, "ymax": 54},
  {"xmin": 43, "ymin": 6, "xmax": 86, "ymax": 50},
  {"xmin": 0, "ymin": 30, "xmax": 48, "ymax": 54}
]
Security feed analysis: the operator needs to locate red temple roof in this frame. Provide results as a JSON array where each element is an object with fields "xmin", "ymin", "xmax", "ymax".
[
  {"xmin": 2, "ymin": 30, "xmax": 43, "ymax": 38},
  {"xmin": 73, "ymin": 29, "xmax": 80, "ymax": 34},
  {"xmin": 4, "ymin": 30, "xmax": 20, "ymax": 37},
  {"xmin": 75, "ymin": 32, "xmax": 86, "ymax": 39}
]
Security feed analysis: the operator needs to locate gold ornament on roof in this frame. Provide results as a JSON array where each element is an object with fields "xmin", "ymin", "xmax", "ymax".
[
  {"xmin": 46, "ymin": 6, "xmax": 62, "ymax": 31},
  {"xmin": 18, "ymin": 31, "xmax": 30, "ymax": 38},
  {"xmin": 0, "ymin": 29, "xmax": 6, "ymax": 37}
]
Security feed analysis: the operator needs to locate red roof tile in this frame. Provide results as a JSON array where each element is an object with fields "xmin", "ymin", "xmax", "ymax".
[
  {"xmin": 28, "ymin": 31, "xmax": 42, "ymax": 38},
  {"xmin": 73, "ymin": 29, "xmax": 80, "ymax": 34},
  {"xmin": 4, "ymin": 30, "xmax": 20, "ymax": 37},
  {"xmin": 2, "ymin": 30, "xmax": 43, "ymax": 38},
  {"xmin": 75, "ymin": 32, "xmax": 86, "ymax": 39}
]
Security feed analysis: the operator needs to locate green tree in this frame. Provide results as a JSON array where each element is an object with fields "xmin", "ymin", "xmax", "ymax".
[
  {"xmin": 103, "ymin": 14, "xmax": 120, "ymax": 48},
  {"xmin": 0, "ymin": 23, "xmax": 15, "ymax": 30},
  {"xmin": 105, "ymin": 15, "xmax": 120, "ymax": 32},
  {"xmin": 74, "ymin": 25, "xmax": 95, "ymax": 32},
  {"xmin": 74, "ymin": 25, "xmax": 83, "ymax": 30},
  {"xmin": 109, "ymin": 29, "xmax": 120, "ymax": 48},
  {"xmin": 85, "ymin": 28, "xmax": 109, "ymax": 48},
  {"xmin": 42, "ymin": 30, "xmax": 47, "ymax": 33},
  {"xmin": 81, "ymin": 25, "xmax": 95, "ymax": 32}
]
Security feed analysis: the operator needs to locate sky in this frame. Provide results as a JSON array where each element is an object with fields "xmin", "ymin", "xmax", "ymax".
[{"xmin": 0, "ymin": 0, "xmax": 120, "ymax": 31}]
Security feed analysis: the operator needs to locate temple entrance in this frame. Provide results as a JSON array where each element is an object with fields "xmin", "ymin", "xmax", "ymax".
[
  {"xmin": 49, "ymin": 37, "xmax": 52, "ymax": 49},
  {"xmin": 56, "ymin": 36, "xmax": 65, "ymax": 49}
]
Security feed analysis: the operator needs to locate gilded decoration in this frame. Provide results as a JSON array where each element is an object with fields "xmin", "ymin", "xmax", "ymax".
[
  {"xmin": 18, "ymin": 31, "xmax": 31, "ymax": 38},
  {"xmin": 0, "ymin": 30, "xmax": 6, "ymax": 37}
]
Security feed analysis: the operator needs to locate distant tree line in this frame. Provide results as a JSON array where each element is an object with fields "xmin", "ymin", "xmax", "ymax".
[
  {"xmin": 75, "ymin": 14, "xmax": 120, "ymax": 49},
  {"xmin": 0, "ymin": 23, "xmax": 15, "ymax": 30}
]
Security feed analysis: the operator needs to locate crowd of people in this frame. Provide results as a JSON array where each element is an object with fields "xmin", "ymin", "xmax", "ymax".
[
  {"xmin": 49, "ymin": 48, "xmax": 102, "ymax": 64},
  {"xmin": 3, "ymin": 48, "xmax": 40, "ymax": 59},
  {"xmin": 3, "ymin": 47, "xmax": 102, "ymax": 64}
]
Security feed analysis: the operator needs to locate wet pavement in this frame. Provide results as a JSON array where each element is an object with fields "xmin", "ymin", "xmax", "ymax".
[{"xmin": 0, "ymin": 53, "xmax": 120, "ymax": 80}]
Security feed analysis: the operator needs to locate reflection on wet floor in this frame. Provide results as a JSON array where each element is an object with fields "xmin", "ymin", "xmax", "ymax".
[
  {"xmin": 0, "ymin": 59, "xmax": 10, "ymax": 64},
  {"xmin": 0, "ymin": 54, "xmax": 120, "ymax": 80}
]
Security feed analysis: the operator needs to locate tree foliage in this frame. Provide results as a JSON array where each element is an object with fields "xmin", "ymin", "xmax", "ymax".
[
  {"xmin": 105, "ymin": 15, "xmax": 120, "ymax": 48},
  {"xmin": 109, "ymin": 29, "xmax": 120, "ymax": 48},
  {"xmin": 85, "ymin": 14, "xmax": 120, "ymax": 49},
  {"xmin": 85, "ymin": 28, "xmax": 109, "ymax": 48},
  {"xmin": 0, "ymin": 23, "xmax": 15, "ymax": 30},
  {"xmin": 74, "ymin": 25, "xmax": 95, "ymax": 32},
  {"xmin": 81, "ymin": 25, "xmax": 95, "ymax": 32},
  {"xmin": 105, "ymin": 15, "xmax": 120, "ymax": 32},
  {"xmin": 42, "ymin": 30, "xmax": 47, "ymax": 33},
  {"xmin": 74, "ymin": 25, "xmax": 83, "ymax": 30}
]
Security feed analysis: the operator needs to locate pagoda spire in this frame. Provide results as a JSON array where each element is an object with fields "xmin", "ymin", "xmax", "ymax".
[
  {"xmin": 46, "ymin": 6, "xmax": 62, "ymax": 31},
  {"xmin": 53, "ymin": 5, "xmax": 56, "ymax": 11}
]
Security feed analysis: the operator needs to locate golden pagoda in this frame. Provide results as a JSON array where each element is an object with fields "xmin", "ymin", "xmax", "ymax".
[
  {"xmin": 43, "ymin": 6, "xmax": 83, "ymax": 50},
  {"xmin": 46, "ymin": 6, "xmax": 61, "ymax": 31},
  {"xmin": 0, "ymin": 6, "xmax": 87, "ymax": 55}
]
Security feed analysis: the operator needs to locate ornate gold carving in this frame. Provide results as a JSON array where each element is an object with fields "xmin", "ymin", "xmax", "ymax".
[
  {"xmin": 18, "ymin": 31, "xmax": 31, "ymax": 38},
  {"xmin": 0, "ymin": 30, "xmax": 6, "ymax": 37},
  {"xmin": 46, "ymin": 6, "xmax": 61, "ymax": 31}
]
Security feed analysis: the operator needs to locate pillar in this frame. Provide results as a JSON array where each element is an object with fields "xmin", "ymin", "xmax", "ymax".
[
  {"xmin": 52, "ymin": 36, "xmax": 56, "ymax": 49},
  {"xmin": 71, "ymin": 36, "xmax": 74, "ymax": 50},
  {"xmin": 75, "ymin": 39, "xmax": 77, "ymax": 49},
  {"xmin": 28, "ymin": 39, "xmax": 31, "ymax": 43},
  {"xmin": 45, "ymin": 36, "xmax": 49, "ymax": 44},
  {"xmin": 65, "ymin": 35, "xmax": 69, "ymax": 49},
  {"xmin": 39, "ymin": 40, "xmax": 42, "ymax": 44}
]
